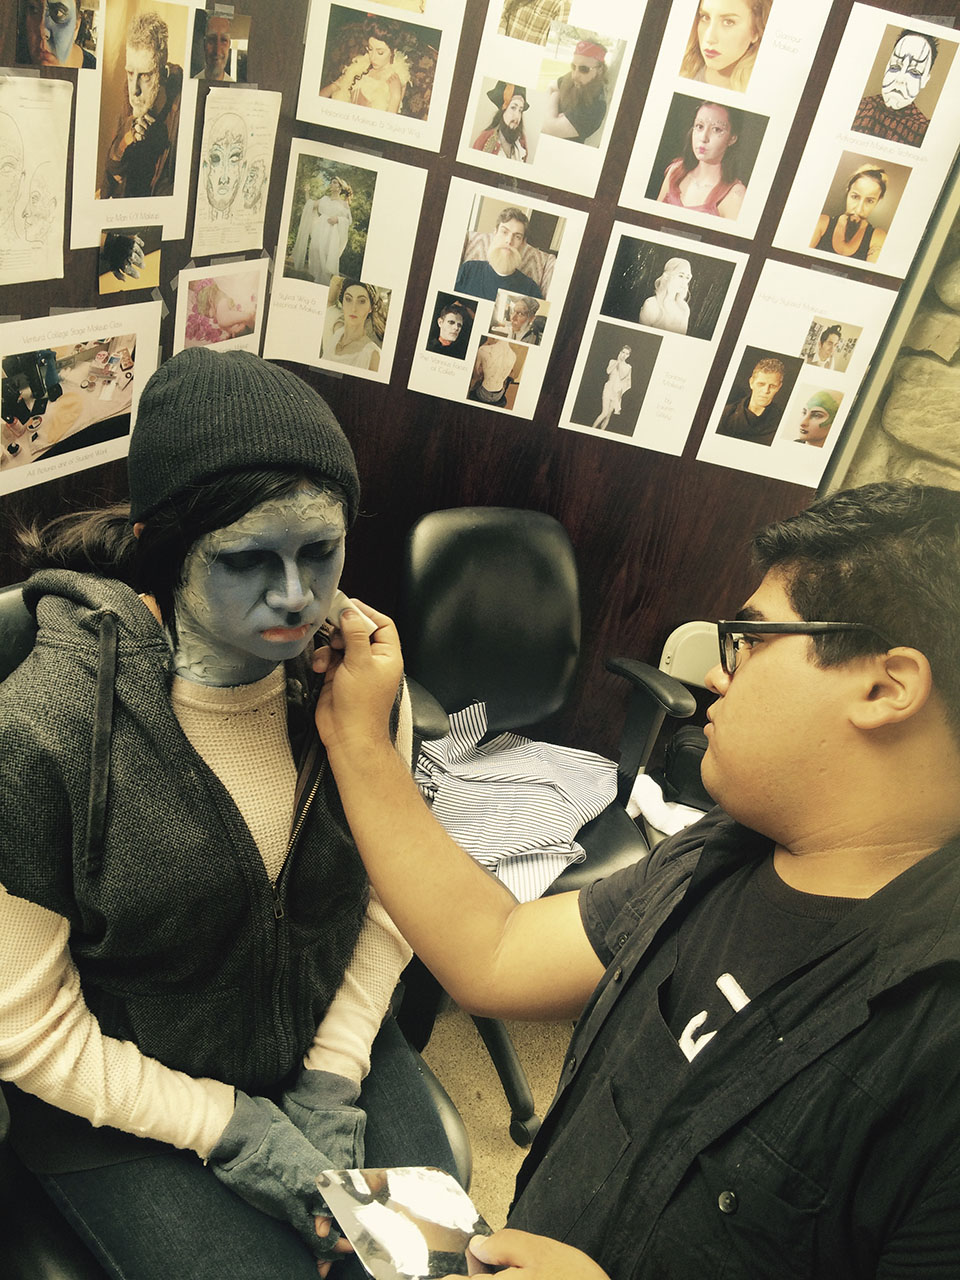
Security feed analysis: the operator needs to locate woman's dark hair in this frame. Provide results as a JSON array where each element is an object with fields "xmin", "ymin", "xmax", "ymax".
[
  {"xmin": 363, "ymin": 18, "xmax": 398, "ymax": 51},
  {"xmin": 679, "ymin": 102, "xmax": 745, "ymax": 183},
  {"xmin": 19, "ymin": 468, "xmax": 348, "ymax": 632}
]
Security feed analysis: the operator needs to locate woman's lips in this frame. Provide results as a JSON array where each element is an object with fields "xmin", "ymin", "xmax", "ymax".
[{"xmin": 261, "ymin": 623, "xmax": 312, "ymax": 643}]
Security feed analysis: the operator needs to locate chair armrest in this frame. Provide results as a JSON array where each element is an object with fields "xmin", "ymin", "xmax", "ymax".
[
  {"xmin": 605, "ymin": 657, "xmax": 698, "ymax": 807},
  {"xmin": 406, "ymin": 677, "xmax": 450, "ymax": 742}
]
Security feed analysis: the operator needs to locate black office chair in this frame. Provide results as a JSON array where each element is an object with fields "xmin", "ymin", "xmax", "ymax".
[
  {"xmin": 0, "ymin": 581, "xmax": 472, "ymax": 1277},
  {"xmin": 394, "ymin": 508, "xmax": 697, "ymax": 1144}
]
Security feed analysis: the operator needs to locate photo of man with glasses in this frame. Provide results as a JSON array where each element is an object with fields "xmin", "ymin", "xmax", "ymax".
[{"xmin": 315, "ymin": 480, "xmax": 960, "ymax": 1278}]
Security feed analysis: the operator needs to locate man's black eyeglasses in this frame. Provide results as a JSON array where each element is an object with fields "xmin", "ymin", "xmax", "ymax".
[{"xmin": 717, "ymin": 620, "xmax": 893, "ymax": 677}]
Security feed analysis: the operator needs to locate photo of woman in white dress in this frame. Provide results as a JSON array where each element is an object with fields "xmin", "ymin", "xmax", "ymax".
[
  {"xmin": 592, "ymin": 346, "xmax": 632, "ymax": 430},
  {"xmin": 291, "ymin": 177, "xmax": 353, "ymax": 286}
]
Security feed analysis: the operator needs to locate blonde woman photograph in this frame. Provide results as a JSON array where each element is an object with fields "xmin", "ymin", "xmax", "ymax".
[{"xmin": 678, "ymin": 0, "xmax": 772, "ymax": 93}]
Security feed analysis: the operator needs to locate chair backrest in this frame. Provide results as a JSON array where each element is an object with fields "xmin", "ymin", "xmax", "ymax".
[
  {"xmin": 398, "ymin": 508, "xmax": 580, "ymax": 733},
  {"xmin": 658, "ymin": 621, "xmax": 717, "ymax": 688},
  {"xmin": 0, "ymin": 584, "xmax": 35, "ymax": 681}
]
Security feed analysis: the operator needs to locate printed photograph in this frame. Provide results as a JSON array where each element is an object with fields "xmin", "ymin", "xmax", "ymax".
[
  {"xmin": 98, "ymin": 224, "xmax": 162, "ymax": 293},
  {"xmin": 321, "ymin": 275, "xmax": 391, "ymax": 373},
  {"xmin": 600, "ymin": 235, "xmax": 737, "ymax": 340},
  {"xmin": 568, "ymin": 321, "xmax": 661, "ymax": 436},
  {"xmin": 318, "ymin": 4, "xmax": 442, "ymax": 121},
  {"xmin": 851, "ymin": 23, "xmax": 956, "ymax": 149},
  {"xmin": 95, "ymin": 0, "xmax": 189, "ymax": 200},
  {"xmin": 16, "ymin": 0, "xmax": 99, "ymax": 69},
  {"xmin": 809, "ymin": 151, "xmax": 911, "ymax": 267},
  {"xmin": 189, "ymin": 9, "xmax": 251, "ymax": 82},
  {"xmin": 184, "ymin": 267, "xmax": 261, "ymax": 347},
  {"xmin": 715, "ymin": 345, "xmax": 803, "ymax": 447},
  {"xmin": 455, "ymin": 195, "xmax": 564, "ymax": 301},
  {"xmin": 645, "ymin": 93, "xmax": 768, "ymax": 221},
  {"xmin": 677, "ymin": 0, "xmax": 771, "ymax": 94},
  {"xmin": 1, "ymin": 337, "xmax": 135, "ymax": 472},
  {"xmin": 284, "ymin": 155, "xmax": 377, "ymax": 286},
  {"xmin": 498, "ymin": 0, "xmax": 571, "ymax": 47},
  {"xmin": 800, "ymin": 315, "xmax": 862, "ymax": 373},
  {"xmin": 783, "ymin": 386, "xmax": 845, "ymax": 449},
  {"xmin": 489, "ymin": 290, "xmax": 549, "ymax": 345},
  {"xmin": 468, "ymin": 336, "xmax": 529, "ymax": 410},
  {"xmin": 468, "ymin": 78, "xmax": 537, "ymax": 166},
  {"xmin": 425, "ymin": 293, "xmax": 475, "ymax": 360},
  {"xmin": 535, "ymin": 24, "xmax": 627, "ymax": 147}
]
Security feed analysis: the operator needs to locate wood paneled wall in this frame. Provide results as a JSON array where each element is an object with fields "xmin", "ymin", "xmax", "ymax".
[{"xmin": 0, "ymin": 0, "xmax": 923, "ymax": 757}]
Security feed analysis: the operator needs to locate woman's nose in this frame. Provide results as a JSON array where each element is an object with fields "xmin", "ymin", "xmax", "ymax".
[{"xmin": 265, "ymin": 560, "xmax": 313, "ymax": 613}]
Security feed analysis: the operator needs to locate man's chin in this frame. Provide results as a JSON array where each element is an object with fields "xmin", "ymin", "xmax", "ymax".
[{"xmin": 488, "ymin": 246, "xmax": 522, "ymax": 276}]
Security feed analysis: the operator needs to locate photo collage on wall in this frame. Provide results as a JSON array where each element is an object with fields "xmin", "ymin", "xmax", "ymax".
[
  {"xmin": 456, "ymin": 0, "xmax": 645, "ymax": 197},
  {"xmin": 263, "ymin": 139, "xmax": 427, "ymax": 383},
  {"xmin": 774, "ymin": 5, "xmax": 960, "ymax": 277},
  {"xmin": 297, "ymin": 0, "xmax": 466, "ymax": 151},
  {"xmin": 0, "ymin": 301, "xmax": 162, "ymax": 496},
  {"xmin": 559, "ymin": 223, "xmax": 747, "ymax": 452},
  {"xmin": 406, "ymin": 177, "xmax": 587, "ymax": 419},
  {"xmin": 696, "ymin": 260, "xmax": 897, "ymax": 485},
  {"xmin": 620, "ymin": 0, "xmax": 832, "ymax": 238}
]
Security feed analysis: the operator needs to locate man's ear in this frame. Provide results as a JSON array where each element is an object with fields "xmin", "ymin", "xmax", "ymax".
[
  {"xmin": 132, "ymin": 521, "xmax": 145, "ymax": 539},
  {"xmin": 849, "ymin": 648, "xmax": 933, "ymax": 730}
]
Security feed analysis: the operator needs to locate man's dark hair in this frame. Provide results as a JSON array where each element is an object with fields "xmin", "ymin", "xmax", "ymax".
[
  {"xmin": 895, "ymin": 29, "xmax": 938, "ymax": 66},
  {"xmin": 820, "ymin": 325, "xmax": 842, "ymax": 343},
  {"xmin": 752, "ymin": 482, "xmax": 960, "ymax": 739},
  {"xmin": 496, "ymin": 206, "xmax": 529, "ymax": 231}
]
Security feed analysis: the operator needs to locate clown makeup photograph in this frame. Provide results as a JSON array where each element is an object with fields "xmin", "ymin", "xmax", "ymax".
[
  {"xmin": 469, "ymin": 79, "xmax": 535, "ymax": 165},
  {"xmin": 646, "ymin": 93, "xmax": 768, "ymax": 224},
  {"xmin": 600, "ymin": 234, "xmax": 737, "ymax": 341},
  {"xmin": 851, "ymin": 23, "xmax": 957, "ymax": 149},
  {"xmin": 678, "ymin": 0, "xmax": 771, "ymax": 93},
  {"xmin": 17, "ymin": 0, "xmax": 98, "ymax": 68}
]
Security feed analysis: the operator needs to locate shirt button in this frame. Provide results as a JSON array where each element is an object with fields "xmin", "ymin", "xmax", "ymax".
[
  {"xmin": 567, "ymin": 1055, "xmax": 577, "ymax": 1073},
  {"xmin": 615, "ymin": 932, "xmax": 629, "ymax": 949},
  {"xmin": 613, "ymin": 967, "xmax": 623, "ymax": 982},
  {"xmin": 717, "ymin": 1190, "xmax": 738, "ymax": 1215}
]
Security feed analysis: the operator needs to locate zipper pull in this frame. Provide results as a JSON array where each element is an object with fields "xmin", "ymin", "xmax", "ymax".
[{"xmin": 272, "ymin": 886, "xmax": 285, "ymax": 920}]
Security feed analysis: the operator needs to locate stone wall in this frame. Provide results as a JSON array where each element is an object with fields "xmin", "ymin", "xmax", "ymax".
[{"xmin": 841, "ymin": 215, "xmax": 960, "ymax": 492}]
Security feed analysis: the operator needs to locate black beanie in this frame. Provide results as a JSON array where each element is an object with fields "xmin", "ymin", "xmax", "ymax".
[{"xmin": 127, "ymin": 348, "xmax": 360, "ymax": 525}]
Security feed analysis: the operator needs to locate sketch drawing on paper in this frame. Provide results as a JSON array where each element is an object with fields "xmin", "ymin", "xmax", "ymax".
[{"xmin": 201, "ymin": 111, "xmax": 247, "ymax": 219}]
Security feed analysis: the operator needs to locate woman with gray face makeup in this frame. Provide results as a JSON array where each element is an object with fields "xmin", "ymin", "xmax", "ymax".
[{"xmin": 0, "ymin": 348, "xmax": 457, "ymax": 1278}]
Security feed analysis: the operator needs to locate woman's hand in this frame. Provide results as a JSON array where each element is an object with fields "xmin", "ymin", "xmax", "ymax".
[{"xmin": 313, "ymin": 601, "xmax": 404, "ymax": 761}]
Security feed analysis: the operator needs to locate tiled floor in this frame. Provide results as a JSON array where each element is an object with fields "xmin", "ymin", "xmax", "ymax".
[{"xmin": 422, "ymin": 1003, "xmax": 572, "ymax": 1228}]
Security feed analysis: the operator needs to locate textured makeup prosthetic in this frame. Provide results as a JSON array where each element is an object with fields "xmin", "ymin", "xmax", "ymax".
[{"xmin": 172, "ymin": 484, "xmax": 346, "ymax": 686}]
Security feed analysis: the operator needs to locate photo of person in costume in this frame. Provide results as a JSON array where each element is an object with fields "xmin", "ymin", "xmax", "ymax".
[
  {"xmin": 455, "ymin": 198, "xmax": 565, "ymax": 302},
  {"xmin": 490, "ymin": 291, "xmax": 545, "ymax": 345},
  {"xmin": 318, "ymin": 7, "xmax": 442, "ymax": 122},
  {"xmin": 790, "ymin": 388, "xmax": 842, "ymax": 447},
  {"xmin": 98, "ymin": 6, "xmax": 184, "ymax": 199},
  {"xmin": 540, "ymin": 36, "xmax": 611, "ymax": 145},
  {"xmin": 98, "ymin": 225, "xmax": 162, "ymax": 293},
  {"xmin": 284, "ymin": 156, "xmax": 376, "ymax": 288},
  {"xmin": 184, "ymin": 270, "xmax": 259, "ymax": 346},
  {"xmin": 600, "ymin": 234, "xmax": 737, "ymax": 342},
  {"xmin": 321, "ymin": 276, "xmax": 389, "ymax": 372},
  {"xmin": 471, "ymin": 80, "xmax": 531, "ymax": 164},
  {"xmin": 851, "ymin": 26, "xmax": 955, "ymax": 149},
  {"xmin": 801, "ymin": 316, "xmax": 860, "ymax": 374},
  {"xmin": 426, "ymin": 294, "xmax": 474, "ymax": 359},
  {"xmin": 678, "ymin": 0, "xmax": 771, "ymax": 93},
  {"xmin": 648, "ymin": 95, "xmax": 767, "ymax": 221},
  {"xmin": 17, "ymin": 0, "xmax": 97, "ymax": 69},
  {"xmin": 716, "ymin": 346, "xmax": 802, "ymax": 446},
  {"xmin": 0, "ymin": 348, "xmax": 458, "ymax": 1278},
  {"xmin": 809, "ymin": 154, "xmax": 910, "ymax": 266},
  {"xmin": 568, "ymin": 320, "xmax": 661, "ymax": 437},
  {"xmin": 468, "ymin": 336, "xmax": 527, "ymax": 409}
]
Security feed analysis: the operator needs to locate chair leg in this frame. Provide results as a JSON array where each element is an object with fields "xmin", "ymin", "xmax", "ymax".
[{"xmin": 471, "ymin": 1016, "xmax": 541, "ymax": 1147}]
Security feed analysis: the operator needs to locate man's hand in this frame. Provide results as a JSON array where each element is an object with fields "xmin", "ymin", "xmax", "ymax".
[
  {"xmin": 315, "ymin": 1216, "xmax": 353, "ymax": 1277},
  {"xmin": 313, "ymin": 600, "xmax": 403, "ymax": 760},
  {"xmin": 447, "ymin": 1230, "xmax": 610, "ymax": 1280}
]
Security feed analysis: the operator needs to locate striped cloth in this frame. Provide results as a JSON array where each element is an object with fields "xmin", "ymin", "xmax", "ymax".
[{"xmin": 416, "ymin": 701, "xmax": 617, "ymax": 902}]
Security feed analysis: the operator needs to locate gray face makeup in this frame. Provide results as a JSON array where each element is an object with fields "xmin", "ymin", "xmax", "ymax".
[{"xmin": 171, "ymin": 484, "xmax": 346, "ymax": 687}]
